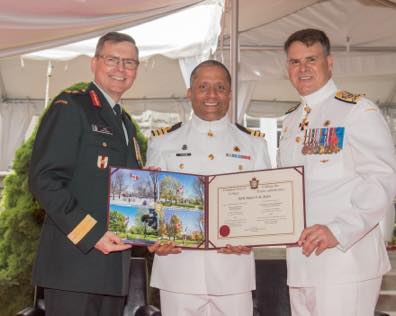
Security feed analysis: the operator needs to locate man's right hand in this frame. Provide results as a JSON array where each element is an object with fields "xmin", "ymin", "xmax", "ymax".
[
  {"xmin": 148, "ymin": 240, "xmax": 182, "ymax": 256},
  {"xmin": 95, "ymin": 231, "xmax": 132, "ymax": 255}
]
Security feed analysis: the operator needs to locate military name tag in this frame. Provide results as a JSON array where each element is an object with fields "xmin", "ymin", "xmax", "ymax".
[
  {"xmin": 176, "ymin": 153, "xmax": 192, "ymax": 157},
  {"xmin": 92, "ymin": 124, "xmax": 113, "ymax": 135},
  {"xmin": 302, "ymin": 127, "xmax": 345, "ymax": 155}
]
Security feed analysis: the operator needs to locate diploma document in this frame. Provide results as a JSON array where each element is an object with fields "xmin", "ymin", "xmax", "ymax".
[{"xmin": 107, "ymin": 166, "xmax": 305, "ymax": 249}]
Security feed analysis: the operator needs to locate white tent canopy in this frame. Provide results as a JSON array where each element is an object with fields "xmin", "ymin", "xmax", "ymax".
[{"xmin": 1, "ymin": 0, "xmax": 396, "ymax": 172}]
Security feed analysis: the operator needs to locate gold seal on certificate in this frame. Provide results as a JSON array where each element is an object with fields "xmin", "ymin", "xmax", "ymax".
[{"xmin": 108, "ymin": 166, "xmax": 306, "ymax": 249}]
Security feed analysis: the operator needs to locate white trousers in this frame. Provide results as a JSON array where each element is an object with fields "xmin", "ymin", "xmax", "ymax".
[
  {"xmin": 159, "ymin": 290, "xmax": 253, "ymax": 316},
  {"xmin": 289, "ymin": 277, "xmax": 382, "ymax": 316}
]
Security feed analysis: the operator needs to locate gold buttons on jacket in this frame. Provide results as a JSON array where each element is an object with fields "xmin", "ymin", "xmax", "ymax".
[
  {"xmin": 179, "ymin": 163, "xmax": 184, "ymax": 169},
  {"xmin": 208, "ymin": 154, "xmax": 214, "ymax": 160},
  {"xmin": 238, "ymin": 165, "xmax": 243, "ymax": 171},
  {"xmin": 295, "ymin": 136, "xmax": 301, "ymax": 143},
  {"xmin": 208, "ymin": 130, "xmax": 214, "ymax": 137},
  {"xmin": 102, "ymin": 142, "xmax": 108, "ymax": 148}
]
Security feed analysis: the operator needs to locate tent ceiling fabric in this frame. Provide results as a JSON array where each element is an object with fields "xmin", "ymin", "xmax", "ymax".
[
  {"xmin": 217, "ymin": 0, "xmax": 396, "ymax": 107},
  {"xmin": 0, "ymin": 0, "xmax": 204, "ymax": 58}
]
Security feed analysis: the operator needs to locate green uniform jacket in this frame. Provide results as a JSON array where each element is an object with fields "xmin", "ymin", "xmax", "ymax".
[{"xmin": 29, "ymin": 82, "xmax": 140, "ymax": 296}]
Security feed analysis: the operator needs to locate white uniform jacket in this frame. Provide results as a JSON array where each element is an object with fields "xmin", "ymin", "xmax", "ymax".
[
  {"xmin": 279, "ymin": 79, "xmax": 396, "ymax": 287},
  {"xmin": 146, "ymin": 114, "xmax": 271, "ymax": 295}
]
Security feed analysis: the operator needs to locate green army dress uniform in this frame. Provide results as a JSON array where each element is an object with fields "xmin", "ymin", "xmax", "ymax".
[{"xmin": 29, "ymin": 82, "xmax": 141, "ymax": 295}]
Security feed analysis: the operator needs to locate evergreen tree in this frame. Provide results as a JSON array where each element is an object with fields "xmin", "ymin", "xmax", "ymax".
[{"xmin": 0, "ymin": 82, "xmax": 147, "ymax": 316}]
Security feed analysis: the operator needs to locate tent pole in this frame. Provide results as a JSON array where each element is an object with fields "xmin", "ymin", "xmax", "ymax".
[
  {"xmin": 44, "ymin": 61, "xmax": 53, "ymax": 108},
  {"xmin": 230, "ymin": 0, "xmax": 239, "ymax": 124}
]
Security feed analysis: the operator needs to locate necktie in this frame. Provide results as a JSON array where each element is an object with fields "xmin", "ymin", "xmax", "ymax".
[
  {"xmin": 114, "ymin": 103, "xmax": 122, "ymax": 120},
  {"xmin": 113, "ymin": 103, "xmax": 125, "ymax": 134}
]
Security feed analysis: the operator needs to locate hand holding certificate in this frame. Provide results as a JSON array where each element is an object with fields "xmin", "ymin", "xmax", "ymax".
[{"xmin": 107, "ymin": 166, "xmax": 305, "ymax": 249}]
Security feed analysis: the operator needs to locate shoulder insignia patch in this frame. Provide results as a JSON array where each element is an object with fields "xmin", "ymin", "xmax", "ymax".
[
  {"xmin": 335, "ymin": 90, "xmax": 362, "ymax": 104},
  {"xmin": 236, "ymin": 123, "xmax": 265, "ymax": 138},
  {"xmin": 151, "ymin": 122, "xmax": 182, "ymax": 137},
  {"xmin": 54, "ymin": 99, "xmax": 68, "ymax": 105},
  {"xmin": 285, "ymin": 103, "xmax": 301, "ymax": 115}
]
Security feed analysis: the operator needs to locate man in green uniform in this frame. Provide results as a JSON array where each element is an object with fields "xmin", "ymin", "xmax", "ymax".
[{"xmin": 29, "ymin": 32, "xmax": 143, "ymax": 316}]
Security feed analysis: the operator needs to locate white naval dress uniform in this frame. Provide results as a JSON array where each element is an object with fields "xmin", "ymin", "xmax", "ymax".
[
  {"xmin": 278, "ymin": 79, "xmax": 396, "ymax": 316},
  {"xmin": 146, "ymin": 113, "xmax": 271, "ymax": 316}
]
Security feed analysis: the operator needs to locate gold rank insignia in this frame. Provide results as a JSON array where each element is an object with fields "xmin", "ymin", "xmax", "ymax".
[
  {"xmin": 151, "ymin": 126, "xmax": 171, "ymax": 136},
  {"xmin": 235, "ymin": 123, "xmax": 265, "ymax": 138},
  {"xmin": 151, "ymin": 122, "xmax": 182, "ymax": 137},
  {"xmin": 335, "ymin": 90, "xmax": 363, "ymax": 104},
  {"xmin": 67, "ymin": 214, "xmax": 97, "ymax": 245}
]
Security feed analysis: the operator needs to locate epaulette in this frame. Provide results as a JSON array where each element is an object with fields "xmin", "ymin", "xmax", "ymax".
[
  {"xmin": 53, "ymin": 99, "xmax": 68, "ymax": 105},
  {"xmin": 285, "ymin": 103, "xmax": 301, "ymax": 115},
  {"xmin": 335, "ymin": 90, "xmax": 362, "ymax": 104},
  {"xmin": 151, "ymin": 122, "xmax": 182, "ymax": 137},
  {"xmin": 64, "ymin": 89, "xmax": 86, "ymax": 95},
  {"xmin": 236, "ymin": 123, "xmax": 265, "ymax": 138}
]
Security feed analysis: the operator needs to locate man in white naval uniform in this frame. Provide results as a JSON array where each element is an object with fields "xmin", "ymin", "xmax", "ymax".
[
  {"xmin": 278, "ymin": 28, "xmax": 396, "ymax": 316},
  {"xmin": 146, "ymin": 60, "xmax": 271, "ymax": 316}
]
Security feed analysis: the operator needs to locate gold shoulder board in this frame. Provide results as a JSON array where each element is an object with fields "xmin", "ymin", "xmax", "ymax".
[
  {"xmin": 335, "ymin": 90, "xmax": 362, "ymax": 104},
  {"xmin": 235, "ymin": 123, "xmax": 265, "ymax": 138},
  {"xmin": 151, "ymin": 122, "xmax": 182, "ymax": 137}
]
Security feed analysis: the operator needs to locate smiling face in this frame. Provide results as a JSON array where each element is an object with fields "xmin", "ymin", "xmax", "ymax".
[
  {"xmin": 187, "ymin": 65, "xmax": 231, "ymax": 121},
  {"xmin": 287, "ymin": 41, "xmax": 333, "ymax": 96},
  {"xmin": 91, "ymin": 40, "xmax": 138, "ymax": 102}
]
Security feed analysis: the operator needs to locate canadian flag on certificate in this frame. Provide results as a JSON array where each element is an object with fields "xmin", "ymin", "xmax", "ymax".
[
  {"xmin": 177, "ymin": 185, "xmax": 184, "ymax": 193},
  {"xmin": 130, "ymin": 174, "xmax": 140, "ymax": 181}
]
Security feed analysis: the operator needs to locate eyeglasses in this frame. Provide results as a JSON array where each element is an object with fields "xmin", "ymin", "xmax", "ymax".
[{"xmin": 98, "ymin": 55, "xmax": 139, "ymax": 70}]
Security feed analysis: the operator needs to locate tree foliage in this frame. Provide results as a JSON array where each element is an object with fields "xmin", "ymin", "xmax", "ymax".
[{"xmin": 0, "ymin": 82, "xmax": 147, "ymax": 316}]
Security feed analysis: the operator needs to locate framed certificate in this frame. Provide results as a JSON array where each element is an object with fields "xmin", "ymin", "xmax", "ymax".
[{"xmin": 107, "ymin": 166, "xmax": 305, "ymax": 249}]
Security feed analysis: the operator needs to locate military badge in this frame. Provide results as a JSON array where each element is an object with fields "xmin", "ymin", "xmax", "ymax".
[
  {"xmin": 89, "ymin": 90, "xmax": 101, "ymax": 108},
  {"xmin": 182, "ymin": 144, "xmax": 188, "ymax": 150},
  {"xmin": 301, "ymin": 127, "xmax": 345, "ymax": 155},
  {"xmin": 92, "ymin": 124, "xmax": 113, "ymax": 135},
  {"xmin": 249, "ymin": 177, "xmax": 259, "ymax": 189},
  {"xmin": 226, "ymin": 153, "xmax": 251, "ymax": 160},
  {"xmin": 97, "ymin": 155, "xmax": 108, "ymax": 169},
  {"xmin": 299, "ymin": 118, "xmax": 309, "ymax": 131},
  {"xmin": 233, "ymin": 146, "xmax": 240, "ymax": 152},
  {"xmin": 176, "ymin": 153, "xmax": 191, "ymax": 157}
]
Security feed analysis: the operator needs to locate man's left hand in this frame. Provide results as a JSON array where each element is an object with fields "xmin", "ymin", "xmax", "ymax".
[{"xmin": 298, "ymin": 224, "xmax": 339, "ymax": 256}]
